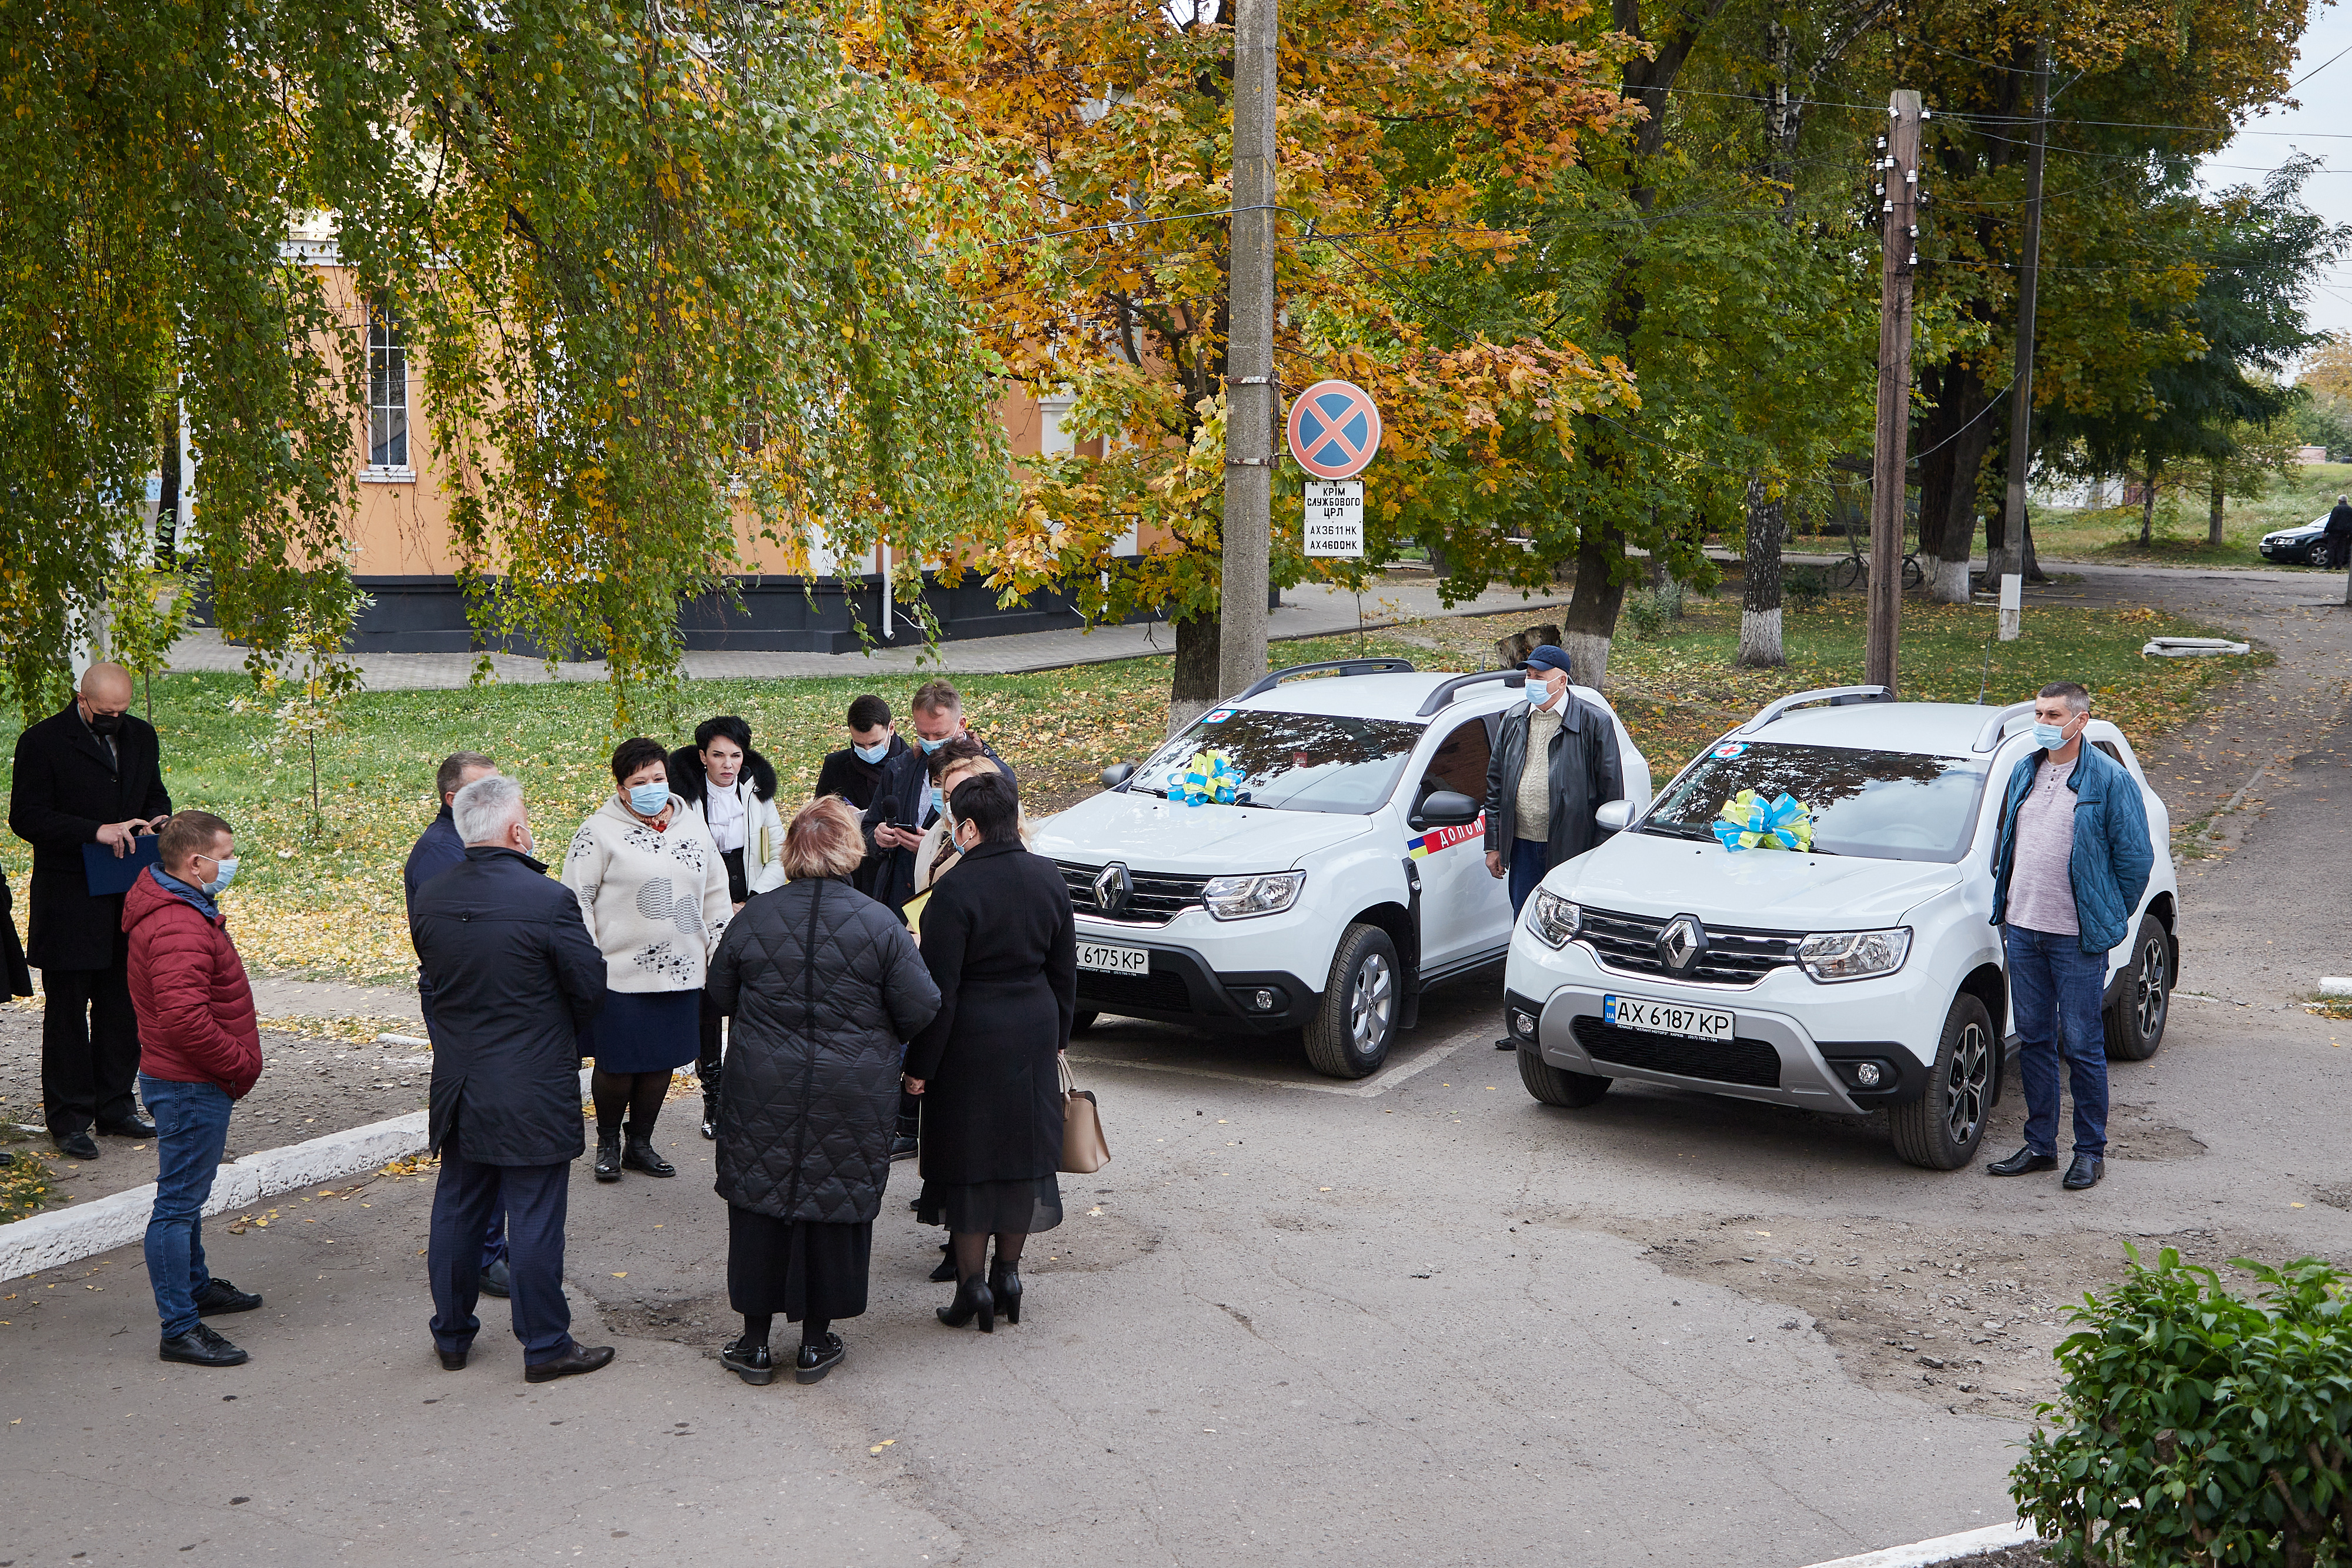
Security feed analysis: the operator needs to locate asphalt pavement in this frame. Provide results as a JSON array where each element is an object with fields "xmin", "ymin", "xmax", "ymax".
[{"xmin": 4, "ymin": 564, "xmax": 2348, "ymax": 1568}]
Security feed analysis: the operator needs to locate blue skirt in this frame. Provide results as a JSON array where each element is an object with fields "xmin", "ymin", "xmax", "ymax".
[{"xmin": 583, "ymin": 989, "xmax": 701, "ymax": 1074}]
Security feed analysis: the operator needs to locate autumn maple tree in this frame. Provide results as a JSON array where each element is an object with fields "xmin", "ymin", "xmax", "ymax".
[{"xmin": 859, "ymin": 0, "xmax": 1645, "ymax": 708}]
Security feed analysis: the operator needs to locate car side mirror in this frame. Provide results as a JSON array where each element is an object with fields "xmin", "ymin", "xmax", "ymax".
[
  {"xmin": 1411, "ymin": 790, "xmax": 1481, "ymax": 830},
  {"xmin": 1594, "ymin": 799, "xmax": 1636, "ymax": 833},
  {"xmin": 1100, "ymin": 762, "xmax": 1137, "ymax": 790}
]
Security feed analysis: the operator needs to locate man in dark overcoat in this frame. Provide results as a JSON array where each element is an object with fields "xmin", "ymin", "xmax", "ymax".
[
  {"xmin": 2324, "ymin": 494, "xmax": 2352, "ymax": 569},
  {"xmin": 859, "ymin": 679, "xmax": 1014, "ymax": 919},
  {"xmin": 409, "ymin": 773, "xmax": 614, "ymax": 1383},
  {"xmin": 8, "ymin": 661, "xmax": 172, "ymax": 1158}
]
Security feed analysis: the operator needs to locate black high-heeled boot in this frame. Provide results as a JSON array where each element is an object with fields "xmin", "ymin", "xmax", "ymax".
[
  {"xmin": 937, "ymin": 1274, "xmax": 995, "ymax": 1333},
  {"xmin": 988, "ymin": 1261, "xmax": 1022, "ymax": 1326}
]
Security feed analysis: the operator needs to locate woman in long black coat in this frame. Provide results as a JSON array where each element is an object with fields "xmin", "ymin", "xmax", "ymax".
[
  {"xmin": 902, "ymin": 770, "xmax": 1077, "ymax": 1333},
  {"xmin": 704, "ymin": 797, "xmax": 940, "ymax": 1385}
]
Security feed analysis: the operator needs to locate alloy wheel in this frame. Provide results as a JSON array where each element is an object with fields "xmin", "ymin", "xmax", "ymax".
[
  {"xmin": 1943, "ymin": 1021, "xmax": 1990, "ymax": 1146},
  {"xmin": 2136, "ymin": 934, "xmax": 2169, "ymax": 1038},
  {"xmin": 1350, "ymin": 952, "xmax": 1394, "ymax": 1055}
]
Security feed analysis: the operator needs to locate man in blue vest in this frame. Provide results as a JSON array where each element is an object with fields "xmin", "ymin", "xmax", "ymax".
[{"xmin": 1984, "ymin": 682, "xmax": 2153, "ymax": 1192}]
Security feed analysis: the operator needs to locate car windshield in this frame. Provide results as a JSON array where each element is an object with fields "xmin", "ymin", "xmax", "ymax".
[
  {"xmin": 1128, "ymin": 708, "xmax": 1425, "ymax": 814},
  {"xmin": 1642, "ymin": 741, "xmax": 1990, "ymax": 862}
]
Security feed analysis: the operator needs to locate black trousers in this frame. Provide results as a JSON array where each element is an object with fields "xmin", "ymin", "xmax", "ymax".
[
  {"xmin": 42, "ymin": 958, "xmax": 141, "ymax": 1135},
  {"xmin": 428, "ymin": 1150, "xmax": 574, "ymax": 1364},
  {"xmin": 697, "ymin": 994, "xmax": 724, "ymax": 1092}
]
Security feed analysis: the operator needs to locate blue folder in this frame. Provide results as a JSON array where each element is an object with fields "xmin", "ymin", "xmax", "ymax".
[{"xmin": 82, "ymin": 835, "xmax": 162, "ymax": 896}]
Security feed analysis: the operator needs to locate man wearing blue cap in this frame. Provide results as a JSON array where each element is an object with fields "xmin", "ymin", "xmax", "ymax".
[{"xmin": 1483, "ymin": 645, "xmax": 1624, "ymax": 921}]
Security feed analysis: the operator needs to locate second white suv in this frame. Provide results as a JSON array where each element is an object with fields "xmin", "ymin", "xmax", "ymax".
[{"xmin": 1502, "ymin": 687, "xmax": 2180, "ymax": 1169}]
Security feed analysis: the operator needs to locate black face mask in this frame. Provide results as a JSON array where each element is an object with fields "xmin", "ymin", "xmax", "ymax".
[{"xmin": 87, "ymin": 711, "xmax": 123, "ymax": 736}]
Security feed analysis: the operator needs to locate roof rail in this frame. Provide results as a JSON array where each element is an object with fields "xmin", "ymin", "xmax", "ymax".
[
  {"xmin": 1234, "ymin": 657, "xmax": 1416, "ymax": 702},
  {"xmin": 1972, "ymin": 700, "xmax": 2037, "ymax": 753},
  {"xmin": 1734, "ymin": 685, "xmax": 1893, "ymax": 735},
  {"xmin": 1415, "ymin": 668, "xmax": 1528, "ymax": 717}
]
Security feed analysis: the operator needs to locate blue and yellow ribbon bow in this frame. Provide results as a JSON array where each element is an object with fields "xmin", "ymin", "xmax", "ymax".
[
  {"xmin": 1712, "ymin": 789, "xmax": 1814, "ymax": 851},
  {"xmin": 1172, "ymin": 748, "xmax": 1245, "ymax": 807}
]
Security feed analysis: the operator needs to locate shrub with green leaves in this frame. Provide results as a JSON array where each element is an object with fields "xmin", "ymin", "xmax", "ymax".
[{"xmin": 2012, "ymin": 1248, "xmax": 2351, "ymax": 1567}]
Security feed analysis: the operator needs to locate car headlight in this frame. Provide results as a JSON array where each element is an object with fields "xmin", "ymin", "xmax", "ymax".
[
  {"xmin": 1796, "ymin": 928, "xmax": 1912, "ymax": 982},
  {"xmin": 1202, "ymin": 871, "xmax": 1306, "ymax": 920},
  {"xmin": 1527, "ymin": 889, "xmax": 1582, "ymax": 948}
]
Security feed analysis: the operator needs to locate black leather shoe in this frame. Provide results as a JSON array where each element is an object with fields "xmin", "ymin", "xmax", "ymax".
[
  {"xmin": 889, "ymin": 1134, "xmax": 918, "ymax": 1162},
  {"xmin": 98, "ymin": 1114, "xmax": 158, "ymax": 1139},
  {"xmin": 700, "ymin": 1099, "xmax": 719, "ymax": 1141},
  {"xmin": 622, "ymin": 1137, "xmax": 675, "ymax": 1178},
  {"xmin": 794, "ymin": 1332, "xmax": 845, "ymax": 1384},
  {"xmin": 593, "ymin": 1135, "xmax": 622, "ymax": 1182},
  {"xmin": 2064, "ymin": 1154, "xmax": 2105, "ymax": 1191},
  {"xmin": 524, "ymin": 1343, "xmax": 616, "ymax": 1383},
  {"xmin": 160, "ymin": 1323, "xmax": 248, "ymax": 1367},
  {"xmin": 988, "ymin": 1262, "xmax": 1023, "ymax": 1326},
  {"xmin": 55, "ymin": 1130, "xmax": 99, "ymax": 1160},
  {"xmin": 937, "ymin": 1274, "xmax": 994, "ymax": 1333},
  {"xmin": 438, "ymin": 1347, "xmax": 469, "ymax": 1372},
  {"xmin": 1986, "ymin": 1147, "xmax": 2059, "ymax": 1177},
  {"xmin": 192, "ymin": 1279, "xmax": 262, "ymax": 1315},
  {"xmin": 721, "ymin": 1337, "xmax": 774, "ymax": 1386},
  {"xmin": 478, "ymin": 1259, "xmax": 510, "ymax": 1299}
]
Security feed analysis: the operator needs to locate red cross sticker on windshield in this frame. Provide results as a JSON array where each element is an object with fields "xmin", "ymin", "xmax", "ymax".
[{"xmin": 1286, "ymin": 380, "xmax": 1382, "ymax": 480}]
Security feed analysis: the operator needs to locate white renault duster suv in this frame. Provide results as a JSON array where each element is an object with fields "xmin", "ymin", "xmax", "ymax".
[
  {"xmin": 1031, "ymin": 658, "xmax": 1652, "ymax": 1079},
  {"xmin": 1502, "ymin": 687, "xmax": 2179, "ymax": 1169}
]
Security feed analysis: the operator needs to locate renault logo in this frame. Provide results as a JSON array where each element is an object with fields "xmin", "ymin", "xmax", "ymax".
[
  {"xmin": 1657, "ymin": 915, "xmax": 1706, "ymax": 973},
  {"xmin": 1093, "ymin": 862, "xmax": 1133, "ymax": 917}
]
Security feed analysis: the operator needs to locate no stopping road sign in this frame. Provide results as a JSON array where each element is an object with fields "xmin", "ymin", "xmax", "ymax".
[{"xmin": 1286, "ymin": 380, "xmax": 1382, "ymax": 480}]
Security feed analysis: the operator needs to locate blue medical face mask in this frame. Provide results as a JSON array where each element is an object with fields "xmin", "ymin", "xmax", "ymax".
[
  {"xmin": 917, "ymin": 733, "xmax": 949, "ymax": 754},
  {"xmin": 627, "ymin": 781, "xmax": 671, "ymax": 815},
  {"xmin": 195, "ymin": 854, "xmax": 238, "ymax": 897},
  {"xmin": 2032, "ymin": 720, "xmax": 2071, "ymax": 750},
  {"xmin": 854, "ymin": 739, "xmax": 890, "ymax": 764}
]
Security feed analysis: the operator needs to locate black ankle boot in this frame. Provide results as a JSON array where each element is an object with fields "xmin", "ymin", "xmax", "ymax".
[
  {"xmin": 700, "ymin": 1091, "xmax": 719, "ymax": 1141},
  {"xmin": 594, "ymin": 1134, "xmax": 623, "ymax": 1182},
  {"xmin": 928, "ymin": 1241, "xmax": 956, "ymax": 1283},
  {"xmin": 937, "ymin": 1274, "xmax": 994, "ymax": 1333},
  {"xmin": 622, "ymin": 1132, "xmax": 675, "ymax": 1177},
  {"xmin": 988, "ymin": 1261, "xmax": 1022, "ymax": 1326}
]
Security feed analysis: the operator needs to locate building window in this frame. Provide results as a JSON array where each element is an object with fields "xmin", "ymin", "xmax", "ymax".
[{"xmin": 365, "ymin": 307, "xmax": 412, "ymax": 480}]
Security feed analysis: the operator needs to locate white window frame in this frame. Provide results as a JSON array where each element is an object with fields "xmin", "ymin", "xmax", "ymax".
[{"xmin": 362, "ymin": 305, "xmax": 415, "ymax": 482}]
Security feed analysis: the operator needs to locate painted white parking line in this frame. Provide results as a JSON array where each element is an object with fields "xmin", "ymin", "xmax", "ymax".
[
  {"xmin": 1799, "ymin": 1519, "xmax": 2036, "ymax": 1568},
  {"xmin": 1068, "ymin": 1021, "xmax": 1486, "ymax": 1098}
]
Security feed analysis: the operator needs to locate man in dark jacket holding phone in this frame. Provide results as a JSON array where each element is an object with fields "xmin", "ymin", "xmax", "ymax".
[
  {"xmin": 9, "ymin": 661, "xmax": 172, "ymax": 1159},
  {"xmin": 409, "ymin": 774, "xmax": 614, "ymax": 1383},
  {"xmin": 860, "ymin": 680, "xmax": 1013, "ymax": 917}
]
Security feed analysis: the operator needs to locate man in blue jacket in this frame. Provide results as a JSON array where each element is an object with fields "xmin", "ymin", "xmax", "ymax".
[
  {"xmin": 1985, "ymin": 682, "xmax": 2154, "ymax": 1192},
  {"xmin": 403, "ymin": 752, "xmax": 510, "ymax": 1295},
  {"xmin": 410, "ymin": 774, "xmax": 613, "ymax": 1382}
]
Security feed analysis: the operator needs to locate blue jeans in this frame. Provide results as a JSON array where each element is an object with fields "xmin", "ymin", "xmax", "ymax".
[
  {"xmin": 141, "ymin": 1075, "xmax": 234, "ymax": 1338},
  {"xmin": 2003, "ymin": 925, "xmax": 2110, "ymax": 1157},
  {"xmin": 1506, "ymin": 838, "xmax": 1552, "ymax": 917}
]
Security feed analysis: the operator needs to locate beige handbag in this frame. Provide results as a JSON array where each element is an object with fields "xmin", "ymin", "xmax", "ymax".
[{"xmin": 1060, "ymin": 1055, "xmax": 1110, "ymax": 1174}]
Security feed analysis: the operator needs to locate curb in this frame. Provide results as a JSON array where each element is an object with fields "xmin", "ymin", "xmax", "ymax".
[
  {"xmin": 1800, "ymin": 1520, "xmax": 2037, "ymax": 1568},
  {"xmin": 0, "ymin": 1068, "xmax": 595, "ymax": 1283}
]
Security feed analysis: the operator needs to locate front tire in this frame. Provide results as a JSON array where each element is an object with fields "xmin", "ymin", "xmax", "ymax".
[
  {"xmin": 1518, "ymin": 1043, "xmax": 1611, "ymax": 1107},
  {"xmin": 2102, "ymin": 915, "xmax": 2171, "ymax": 1062},
  {"xmin": 1889, "ymin": 992, "xmax": 1994, "ymax": 1170},
  {"xmin": 1303, "ymin": 923, "xmax": 1399, "ymax": 1079}
]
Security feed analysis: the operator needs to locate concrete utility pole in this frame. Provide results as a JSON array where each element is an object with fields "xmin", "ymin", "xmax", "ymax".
[
  {"xmin": 1866, "ymin": 89, "xmax": 1922, "ymax": 692},
  {"xmin": 1997, "ymin": 41, "xmax": 2050, "ymax": 641},
  {"xmin": 1217, "ymin": 0, "xmax": 1277, "ymax": 701}
]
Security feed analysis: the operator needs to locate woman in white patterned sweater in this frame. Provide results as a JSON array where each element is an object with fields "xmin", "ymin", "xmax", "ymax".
[{"xmin": 562, "ymin": 737, "xmax": 734, "ymax": 1182}]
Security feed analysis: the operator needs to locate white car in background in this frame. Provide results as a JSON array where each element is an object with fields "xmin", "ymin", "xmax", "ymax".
[
  {"xmin": 1502, "ymin": 687, "xmax": 2179, "ymax": 1169},
  {"xmin": 1031, "ymin": 658, "xmax": 1652, "ymax": 1079}
]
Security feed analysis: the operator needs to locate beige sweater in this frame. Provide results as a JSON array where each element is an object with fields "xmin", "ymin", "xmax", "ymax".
[{"xmin": 560, "ymin": 795, "xmax": 734, "ymax": 994}]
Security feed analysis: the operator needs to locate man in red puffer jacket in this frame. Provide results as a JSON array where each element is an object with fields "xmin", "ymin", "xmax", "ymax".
[{"xmin": 124, "ymin": 810, "xmax": 264, "ymax": 1368}]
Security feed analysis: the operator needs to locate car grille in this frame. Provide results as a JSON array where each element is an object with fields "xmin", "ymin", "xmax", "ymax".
[
  {"xmin": 1571, "ymin": 1016, "xmax": 1782, "ymax": 1088},
  {"xmin": 1578, "ymin": 907, "xmax": 1803, "ymax": 987},
  {"xmin": 1054, "ymin": 860, "xmax": 1214, "ymax": 926},
  {"xmin": 1075, "ymin": 967, "xmax": 1194, "ymax": 1014}
]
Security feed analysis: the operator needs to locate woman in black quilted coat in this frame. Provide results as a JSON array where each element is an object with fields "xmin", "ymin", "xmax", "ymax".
[
  {"xmin": 703, "ymin": 797, "xmax": 939, "ymax": 1385},
  {"xmin": 901, "ymin": 770, "xmax": 1077, "ymax": 1334}
]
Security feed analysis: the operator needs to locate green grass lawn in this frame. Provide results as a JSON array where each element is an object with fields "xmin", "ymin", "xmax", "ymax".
[{"xmin": 0, "ymin": 594, "xmax": 2252, "ymax": 988}]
